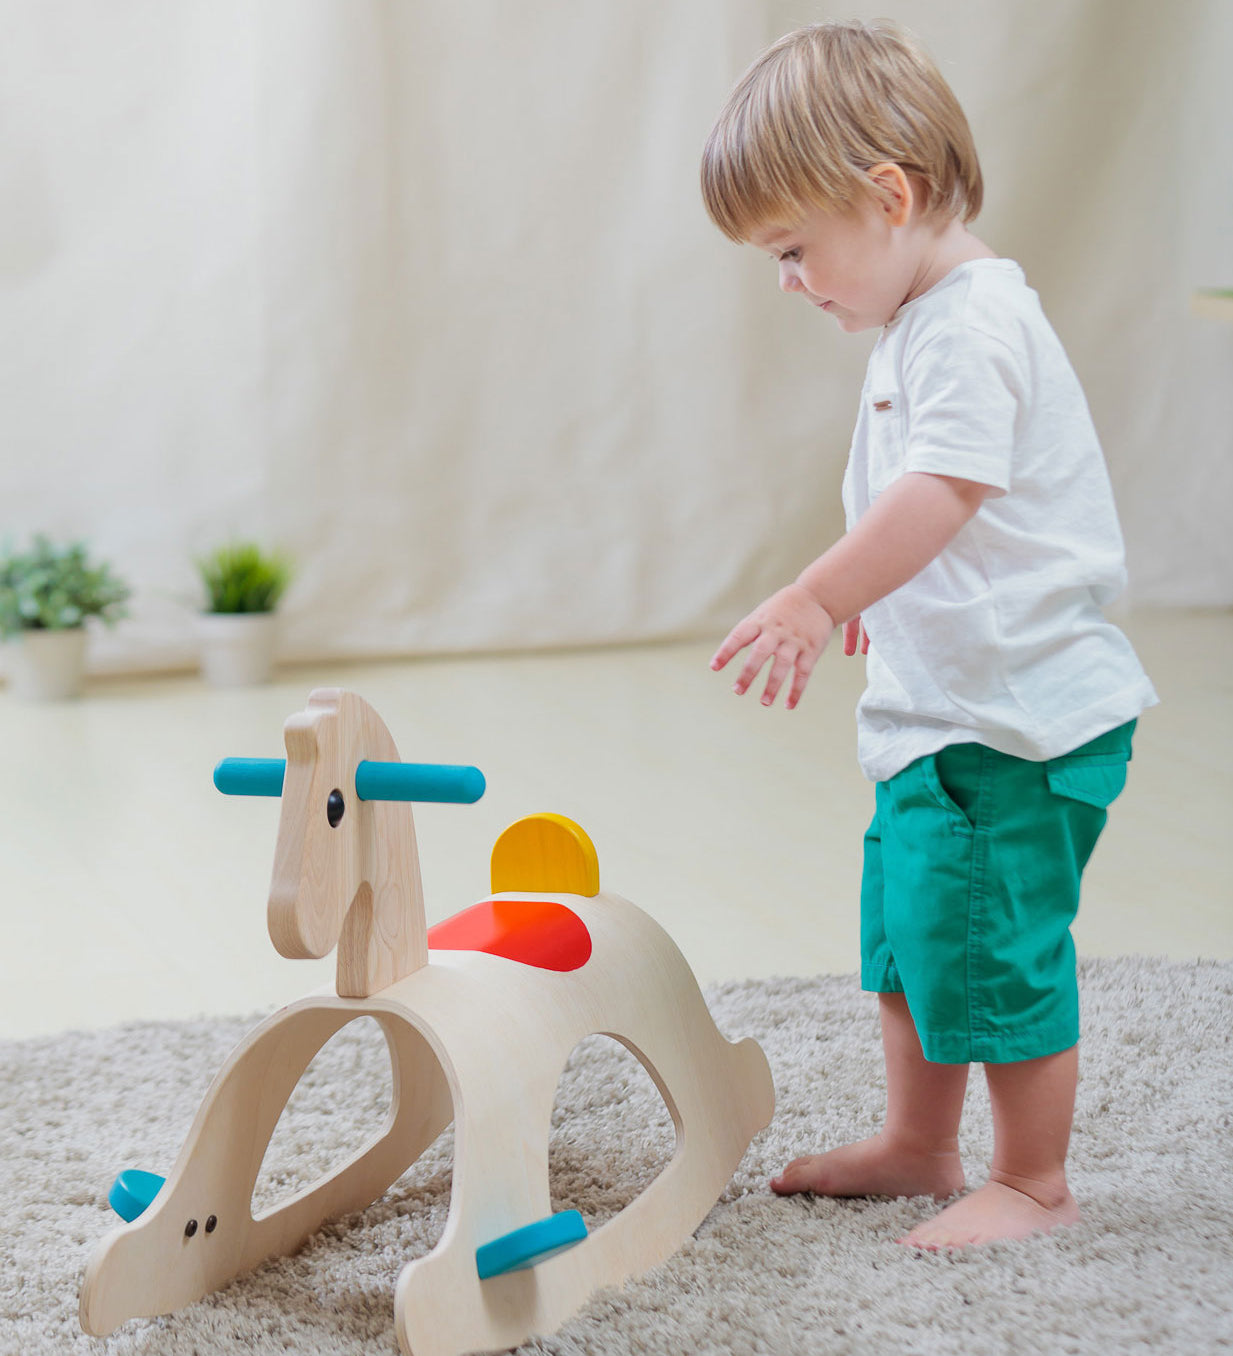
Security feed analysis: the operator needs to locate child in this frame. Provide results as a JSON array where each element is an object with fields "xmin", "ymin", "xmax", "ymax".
[{"xmin": 701, "ymin": 20, "xmax": 1157, "ymax": 1248}]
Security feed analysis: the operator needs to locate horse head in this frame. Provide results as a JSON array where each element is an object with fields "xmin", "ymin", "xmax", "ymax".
[
  {"xmin": 214, "ymin": 689, "xmax": 485, "ymax": 997},
  {"xmin": 269, "ymin": 688, "xmax": 427, "ymax": 997}
]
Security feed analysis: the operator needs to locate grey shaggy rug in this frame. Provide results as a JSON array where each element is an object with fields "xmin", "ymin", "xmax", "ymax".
[{"xmin": 2, "ymin": 956, "xmax": 1231, "ymax": 1355}]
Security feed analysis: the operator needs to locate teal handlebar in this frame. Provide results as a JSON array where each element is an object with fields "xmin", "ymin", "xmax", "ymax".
[
  {"xmin": 213, "ymin": 757, "xmax": 485, "ymax": 804},
  {"xmin": 355, "ymin": 760, "xmax": 486, "ymax": 804},
  {"xmin": 214, "ymin": 758, "xmax": 284, "ymax": 796}
]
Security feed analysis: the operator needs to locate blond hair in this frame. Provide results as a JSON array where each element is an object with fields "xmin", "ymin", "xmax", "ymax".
[{"xmin": 701, "ymin": 20, "xmax": 983, "ymax": 241}]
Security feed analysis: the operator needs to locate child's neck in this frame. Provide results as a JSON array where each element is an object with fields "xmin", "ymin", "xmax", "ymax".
[{"xmin": 902, "ymin": 217, "xmax": 998, "ymax": 307}]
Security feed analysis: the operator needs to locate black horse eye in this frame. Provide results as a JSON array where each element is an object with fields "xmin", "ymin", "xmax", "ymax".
[{"xmin": 327, "ymin": 789, "xmax": 346, "ymax": 827}]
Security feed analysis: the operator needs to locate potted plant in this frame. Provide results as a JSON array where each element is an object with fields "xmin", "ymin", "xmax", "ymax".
[
  {"xmin": 0, "ymin": 536, "xmax": 130, "ymax": 700},
  {"xmin": 195, "ymin": 541, "xmax": 294, "ymax": 687}
]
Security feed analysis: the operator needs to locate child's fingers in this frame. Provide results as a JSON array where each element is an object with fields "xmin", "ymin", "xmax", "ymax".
[
  {"xmin": 732, "ymin": 639, "xmax": 775, "ymax": 695},
  {"xmin": 758, "ymin": 650, "xmax": 794, "ymax": 706},
  {"xmin": 844, "ymin": 616, "xmax": 871, "ymax": 657},
  {"xmin": 842, "ymin": 617, "xmax": 871, "ymax": 657},
  {"xmin": 710, "ymin": 617, "xmax": 761, "ymax": 672},
  {"xmin": 785, "ymin": 652, "xmax": 818, "ymax": 709}
]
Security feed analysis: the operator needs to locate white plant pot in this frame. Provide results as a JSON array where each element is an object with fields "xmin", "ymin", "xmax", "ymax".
[
  {"xmin": 198, "ymin": 612, "xmax": 278, "ymax": 688},
  {"xmin": 5, "ymin": 627, "xmax": 89, "ymax": 701}
]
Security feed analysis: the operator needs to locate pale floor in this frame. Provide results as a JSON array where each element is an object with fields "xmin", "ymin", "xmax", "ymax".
[{"xmin": 0, "ymin": 610, "xmax": 1228, "ymax": 1040}]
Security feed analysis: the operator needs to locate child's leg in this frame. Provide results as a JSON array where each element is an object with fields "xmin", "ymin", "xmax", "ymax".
[
  {"xmin": 771, "ymin": 992, "xmax": 967, "ymax": 1199},
  {"xmin": 900, "ymin": 1043, "xmax": 1080, "ymax": 1247}
]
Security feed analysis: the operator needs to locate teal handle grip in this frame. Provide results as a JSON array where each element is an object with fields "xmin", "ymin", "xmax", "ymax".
[
  {"xmin": 356, "ymin": 761, "xmax": 486, "ymax": 804},
  {"xmin": 214, "ymin": 758, "xmax": 285, "ymax": 796},
  {"xmin": 214, "ymin": 757, "xmax": 485, "ymax": 804}
]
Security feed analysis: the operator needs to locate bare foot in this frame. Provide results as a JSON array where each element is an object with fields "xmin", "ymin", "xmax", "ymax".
[
  {"xmin": 899, "ymin": 1178, "xmax": 1079, "ymax": 1248},
  {"xmin": 770, "ymin": 1132, "xmax": 965, "ymax": 1200}
]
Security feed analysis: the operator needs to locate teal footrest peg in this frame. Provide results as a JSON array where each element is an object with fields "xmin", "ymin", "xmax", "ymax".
[
  {"xmin": 109, "ymin": 1169, "xmax": 166, "ymax": 1222},
  {"xmin": 475, "ymin": 1210, "xmax": 588, "ymax": 1280}
]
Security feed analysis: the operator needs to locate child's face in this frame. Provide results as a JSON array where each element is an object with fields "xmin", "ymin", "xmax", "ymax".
[{"xmin": 748, "ymin": 197, "xmax": 911, "ymax": 333}]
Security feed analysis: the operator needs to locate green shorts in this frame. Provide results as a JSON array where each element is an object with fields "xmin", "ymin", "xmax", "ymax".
[{"xmin": 861, "ymin": 721, "xmax": 1135, "ymax": 1064}]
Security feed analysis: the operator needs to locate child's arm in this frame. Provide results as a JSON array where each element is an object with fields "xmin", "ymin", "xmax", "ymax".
[{"xmin": 711, "ymin": 471, "xmax": 991, "ymax": 709}]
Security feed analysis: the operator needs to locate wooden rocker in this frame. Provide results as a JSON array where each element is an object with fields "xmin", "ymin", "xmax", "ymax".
[{"xmin": 79, "ymin": 689, "xmax": 775, "ymax": 1356}]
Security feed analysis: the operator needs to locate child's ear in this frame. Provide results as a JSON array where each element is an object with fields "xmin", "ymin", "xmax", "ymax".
[{"xmin": 867, "ymin": 162, "xmax": 914, "ymax": 227}]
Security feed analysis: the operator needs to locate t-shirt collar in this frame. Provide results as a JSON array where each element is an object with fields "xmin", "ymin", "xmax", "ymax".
[{"xmin": 884, "ymin": 258, "xmax": 1023, "ymax": 329}]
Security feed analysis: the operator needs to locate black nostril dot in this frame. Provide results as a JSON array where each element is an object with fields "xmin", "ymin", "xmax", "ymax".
[
  {"xmin": 185, "ymin": 1219, "xmax": 198, "ymax": 1238},
  {"xmin": 205, "ymin": 1215, "xmax": 218, "ymax": 1233},
  {"xmin": 327, "ymin": 790, "xmax": 345, "ymax": 827}
]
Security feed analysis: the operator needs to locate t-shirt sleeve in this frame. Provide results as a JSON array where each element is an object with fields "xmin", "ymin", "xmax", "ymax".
[{"xmin": 900, "ymin": 323, "xmax": 1023, "ymax": 495}]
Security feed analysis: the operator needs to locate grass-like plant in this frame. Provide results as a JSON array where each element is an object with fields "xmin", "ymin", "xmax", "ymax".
[
  {"xmin": 196, "ymin": 542, "xmax": 294, "ymax": 615},
  {"xmin": 0, "ymin": 536, "xmax": 131, "ymax": 637}
]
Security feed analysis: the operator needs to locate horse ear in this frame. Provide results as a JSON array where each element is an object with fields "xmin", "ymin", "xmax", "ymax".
[{"xmin": 283, "ymin": 710, "xmax": 320, "ymax": 765}]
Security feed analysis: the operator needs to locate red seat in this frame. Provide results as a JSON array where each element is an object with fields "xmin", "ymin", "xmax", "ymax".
[{"xmin": 427, "ymin": 899, "xmax": 592, "ymax": 972}]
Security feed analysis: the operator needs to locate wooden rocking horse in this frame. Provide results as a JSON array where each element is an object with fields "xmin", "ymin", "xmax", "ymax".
[{"xmin": 79, "ymin": 689, "xmax": 775, "ymax": 1356}]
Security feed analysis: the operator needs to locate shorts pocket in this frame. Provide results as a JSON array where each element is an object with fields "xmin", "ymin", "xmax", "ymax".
[
  {"xmin": 1044, "ymin": 756, "xmax": 1128, "ymax": 809},
  {"xmin": 921, "ymin": 752, "xmax": 976, "ymax": 835}
]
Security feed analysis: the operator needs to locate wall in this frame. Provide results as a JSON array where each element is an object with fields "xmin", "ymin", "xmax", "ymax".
[{"xmin": 2, "ymin": 0, "xmax": 1229, "ymax": 675}]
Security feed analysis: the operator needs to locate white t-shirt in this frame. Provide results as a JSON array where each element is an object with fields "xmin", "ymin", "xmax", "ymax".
[{"xmin": 842, "ymin": 258, "xmax": 1157, "ymax": 782}]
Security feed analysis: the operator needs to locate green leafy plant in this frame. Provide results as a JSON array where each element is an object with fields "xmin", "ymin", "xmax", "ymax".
[
  {"xmin": 196, "ymin": 542, "xmax": 294, "ymax": 615},
  {"xmin": 0, "ymin": 536, "xmax": 131, "ymax": 637}
]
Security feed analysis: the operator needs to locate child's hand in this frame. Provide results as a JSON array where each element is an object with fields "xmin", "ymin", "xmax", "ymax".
[
  {"xmin": 710, "ymin": 583, "xmax": 835, "ymax": 709},
  {"xmin": 843, "ymin": 616, "xmax": 870, "ymax": 656}
]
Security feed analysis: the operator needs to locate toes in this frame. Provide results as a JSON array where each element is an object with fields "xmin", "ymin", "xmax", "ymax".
[
  {"xmin": 897, "ymin": 1207, "xmax": 979, "ymax": 1250},
  {"xmin": 769, "ymin": 1156, "xmax": 822, "ymax": 1195},
  {"xmin": 898, "ymin": 1231, "xmax": 964, "ymax": 1251}
]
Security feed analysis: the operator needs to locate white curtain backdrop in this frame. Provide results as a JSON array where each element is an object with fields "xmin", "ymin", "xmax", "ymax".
[{"xmin": 2, "ymin": 0, "xmax": 1230, "ymax": 674}]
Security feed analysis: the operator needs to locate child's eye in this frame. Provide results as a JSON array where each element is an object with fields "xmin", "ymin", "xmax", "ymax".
[{"xmin": 779, "ymin": 248, "xmax": 801, "ymax": 263}]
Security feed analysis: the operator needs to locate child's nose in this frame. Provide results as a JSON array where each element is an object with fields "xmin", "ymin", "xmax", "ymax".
[{"xmin": 778, "ymin": 261, "xmax": 802, "ymax": 294}]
